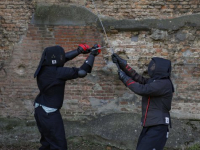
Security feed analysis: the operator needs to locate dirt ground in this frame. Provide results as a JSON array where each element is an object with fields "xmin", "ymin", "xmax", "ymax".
[{"xmin": 0, "ymin": 141, "xmax": 121, "ymax": 150}]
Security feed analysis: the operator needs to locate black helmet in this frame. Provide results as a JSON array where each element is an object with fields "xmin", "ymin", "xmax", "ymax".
[
  {"xmin": 42, "ymin": 46, "xmax": 65, "ymax": 67},
  {"xmin": 34, "ymin": 46, "xmax": 65, "ymax": 78},
  {"xmin": 148, "ymin": 57, "xmax": 171, "ymax": 79}
]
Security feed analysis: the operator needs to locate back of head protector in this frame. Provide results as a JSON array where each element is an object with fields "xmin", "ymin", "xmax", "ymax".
[{"xmin": 34, "ymin": 46, "xmax": 65, "ymax": 78}]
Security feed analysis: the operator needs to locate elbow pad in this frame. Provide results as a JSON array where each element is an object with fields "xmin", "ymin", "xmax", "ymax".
[
  {"xmin": 79, "ymin": 55, "xmax": 95, "ymax": 74},
  {"xmin": 85, "ymin": 55, "xmax": 95, "ymax": 68},
  {"xmin": 65, "ymin": 49, "xmax": 80, "ymax": 62},
  {"xmin": 78, "ymin": 69, "xmax": 87, "ymax": 78},
  {"xmin": 85, "ymin": 55, "xmax": 95, "ymax": 73}
]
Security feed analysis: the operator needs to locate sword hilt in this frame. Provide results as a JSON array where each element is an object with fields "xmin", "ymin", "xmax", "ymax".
[
  {"xmin": 90, "ymin": 46, "xmax": 106, "ymax": 52},
  {"xmin": 115, "ymin": 63, "xmax": 121, "ymax": 71}
]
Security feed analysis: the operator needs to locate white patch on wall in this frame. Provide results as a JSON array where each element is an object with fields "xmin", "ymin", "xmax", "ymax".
[
  {"xmin": 93, "ymin": 83, "xmax": 102, "ymax": 90},
  {"xmin": 182, "ymin": 50, "xmax": 192, "ymax": 57}
]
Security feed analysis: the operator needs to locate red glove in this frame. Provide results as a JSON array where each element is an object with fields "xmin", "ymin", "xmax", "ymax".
[{"xmin": 77, "ymin": 44, "xmax": 90, "ymax": 54}]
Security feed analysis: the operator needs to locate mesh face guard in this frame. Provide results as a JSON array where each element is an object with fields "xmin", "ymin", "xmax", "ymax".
[{"xmin": 148, "ymin": 60, "xmax": 155, "ymax": 78}]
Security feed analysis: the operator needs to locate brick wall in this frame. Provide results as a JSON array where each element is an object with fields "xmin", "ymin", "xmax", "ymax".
[
  {"xmin": 106, "ymin": 29, "xmax": 200, "ymax": 118},
  {"xmin": 0, "ymin": 23, "xmax": 108, "ymax": 118},
  {"xmin": 0, "ymin": 0, "xmax": 199, "ymax": 120},
  {"xmin": 0, "ymin": 0, "xmax": 34, "ymax": 62},
  {"xmin": 32, "ymin": 0, "xmax": 200, "ymax": 19},
  {"xmin": 85, "ymin": 0, "xmax": 200, "ymax": 19}
]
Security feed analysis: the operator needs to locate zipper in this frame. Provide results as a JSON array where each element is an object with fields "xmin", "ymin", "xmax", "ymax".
[{"xmin": 143, "ymin": 96, "xmax": 150, "ymax": 126}]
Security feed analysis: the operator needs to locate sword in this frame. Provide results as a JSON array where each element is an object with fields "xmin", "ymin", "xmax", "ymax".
[
  {"xmin": 90, "ymin": 46, "xmax": 106, "ymax": 51},
  {"xmin": 91, "ymin": 0, "xmax": 120, "ymax": 70}
]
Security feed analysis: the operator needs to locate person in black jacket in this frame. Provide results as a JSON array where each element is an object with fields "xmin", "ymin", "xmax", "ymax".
[
  {"xmin": 34, "ymin": 44, "xmax": 101, "ymax": 150},
  {"xmin": 112, "ymin": 53, "xmax": 174, "ymax": 150}
]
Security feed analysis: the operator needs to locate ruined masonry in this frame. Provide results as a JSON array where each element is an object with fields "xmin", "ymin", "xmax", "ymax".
[{"xmin": 0, "ymin": 0, "xmax": 200, "ymax": 150}]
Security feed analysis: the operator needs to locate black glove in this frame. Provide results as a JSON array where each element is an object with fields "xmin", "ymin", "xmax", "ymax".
[
  {"xmin": 112, "ymin": 53, "xmax": 127, "ymax": 68},
  {"xmin": 112, "ymin": 53, "xmax": 118, "ymax": 63},
  {"xmin": 90, "ymin": 44, "xmax": 101, "ymax": 56},
  {"xmin": 118, "ymin": 70, "xmax": 131, "ymax": 87},
  {"xmin": 77, "ymin": 44, "xmax": 90, "ymax": 54}
]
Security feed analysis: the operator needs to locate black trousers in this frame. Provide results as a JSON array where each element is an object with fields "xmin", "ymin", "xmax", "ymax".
[
  {"xmin": 34, "ymin": 106, "xmax": 67, "ymax": 150},
  {"xmin": 136, "ymin": 125, "xmax": 169, "ymax": 150}
]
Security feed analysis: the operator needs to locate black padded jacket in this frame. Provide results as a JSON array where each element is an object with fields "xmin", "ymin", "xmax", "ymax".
[
  {"xmin": 121, "ymin": 57, "xmax": 174, "ymax": 127},
  {"xmin": 34, "ymin": 48, "xmax": 93, "ymax": 109}
]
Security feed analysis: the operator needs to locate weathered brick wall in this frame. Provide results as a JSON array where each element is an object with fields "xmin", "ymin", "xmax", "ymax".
[
  {"xmin": 0, "ymin": 23, "xmax": 106, "ymax": 118},
  {"xmin": 106, "ymin": 29, "xmax": 200, "ymax": 119},
  {"xmin": 0, "ymin": 0, "xmax": 35, "ymax": 117},
  {"xmin": 0, "ymin": 0, "xmax": 34, "ymax": 62},
  {"xmin": 85, "ymin": 0, "xmax": 200, "ymax": 19},
  {"xmin": 0, "ymin": 0, "xmax": 200, "ymax": 149},
  {"xmin": 0, "ymin": 0, "xmax": 200, "ymax": 120},
  {"xmin": 30, "ymin": 0, "xmax": 200, "ymax": 19}
]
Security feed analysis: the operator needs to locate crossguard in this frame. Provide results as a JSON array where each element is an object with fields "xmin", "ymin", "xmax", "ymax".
[{"xmin": 90, "ymin": 46, "xmax": 106, "ymax": 52}]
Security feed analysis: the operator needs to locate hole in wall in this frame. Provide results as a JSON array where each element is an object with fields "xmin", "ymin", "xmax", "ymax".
[{"xmin": 16, "ymin": 64, "xmax": 26, "ymax": 76}]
